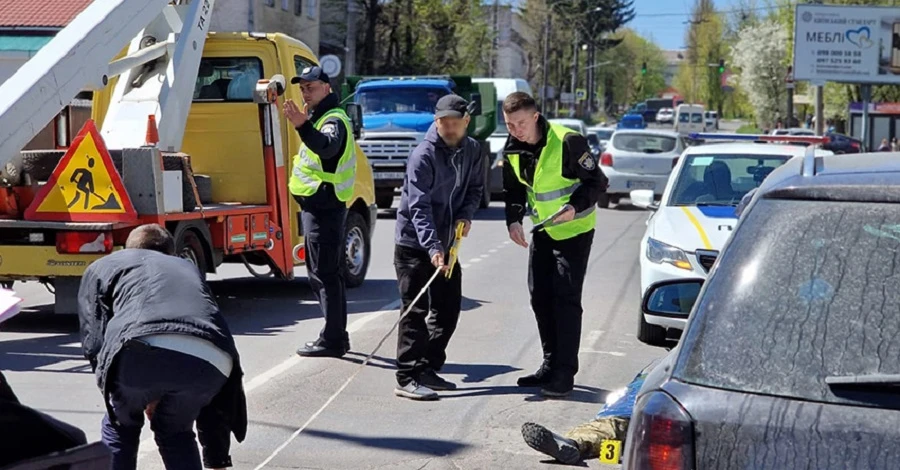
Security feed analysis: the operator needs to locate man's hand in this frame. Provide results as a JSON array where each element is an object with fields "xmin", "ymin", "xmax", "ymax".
[
  {"xmin": 552, "ymin": 204, "xmax": 576, "ymax": 224},
  {"xmin": 508, "ymin": 222, "xmax": 528, "ymax": 248},
  {"xmin": 284, "ymin": 99, "xmax": 310, "ymax": 128},
  {"xmin": 457, "ymin": 219, "xmax": 472, "ymax": 237},
  {"xmin": 431, "ymin": 252, "xmax": 448, "ymax": 272}
]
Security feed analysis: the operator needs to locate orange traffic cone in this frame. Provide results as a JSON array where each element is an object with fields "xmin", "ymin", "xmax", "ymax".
[{"xmin": 145, "ymin": 114, "xmax": 159, "ymax": 146}]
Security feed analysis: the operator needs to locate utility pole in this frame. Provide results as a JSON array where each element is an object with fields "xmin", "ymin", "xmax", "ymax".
[
  {"xmin": 587, "ymin": 43, "xmax": 595, "ymax": 116},
  {"xmin": 814, "ymin": 84, "xmax": 824, "ymax": 136},
  {"xmin": 541, "ymin": 14, "xmax": 551, "ymax": 110},
  {"xmin": 570, "ymin": 30, "xmax": 578, "ymax": 117},
  {"xmin": 785, "ymin": 66, "xmax": 794, "ymax": 127},
  {"xmin": 490, "ymin": 0, "xmax": 499, "ymax": 77},
  {"xmin": 345, "ymin": 0, "xmax": 357, "ymax": 76}
]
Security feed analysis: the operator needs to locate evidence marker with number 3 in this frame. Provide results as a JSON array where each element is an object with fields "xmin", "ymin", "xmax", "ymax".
[{"xmin": 598, "ymin": 439, "xmax": 622, "ymax": 464}]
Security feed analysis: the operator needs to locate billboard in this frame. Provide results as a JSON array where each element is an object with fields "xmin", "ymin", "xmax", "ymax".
[{"xmin": 793, "ymin": 4, "xmax": 900, "ymax": 84}]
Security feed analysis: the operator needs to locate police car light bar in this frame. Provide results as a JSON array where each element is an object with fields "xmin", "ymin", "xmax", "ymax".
[{"xmin": 688, "ymin": 133, "xmax": 830, "ymax": 144}]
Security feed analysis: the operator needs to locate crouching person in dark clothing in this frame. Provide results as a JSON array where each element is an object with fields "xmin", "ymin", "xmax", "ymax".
[{"xmin": 78, "ymin": 224, "xmax": 247, "ymax": 470}]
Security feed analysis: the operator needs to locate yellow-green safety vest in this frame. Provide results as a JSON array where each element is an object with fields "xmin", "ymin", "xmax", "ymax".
[
  {"xmin": 506, "ymin": 123, "xmax": 596, "ymax": 241},
  {"xmin": 289, "ymin": 108, "xmax": 357, "ymax": 202}
]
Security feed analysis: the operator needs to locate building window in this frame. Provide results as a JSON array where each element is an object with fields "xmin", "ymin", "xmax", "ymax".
[
  {"xmin": 193, "ymin": 57, "xmax": 264, "ymax": 102},
  {"xmin": 306, "ymin": 0, "xmax": 316, "ymax": 18},
  {"xmin": 282, "ymin": 0, "xmax": 289, "ymax": 10},
  {"xmin": 294, "ymin": 0, "xmax": 302, "ymax": 15}
]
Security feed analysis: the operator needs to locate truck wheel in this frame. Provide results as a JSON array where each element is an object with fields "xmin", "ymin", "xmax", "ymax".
[
  {"xmin": 21, "ymin": 150, "xmax": 66, "ymax": 181},
  {"xmin": 194, "ymin": 174, "xmax": 213, "ymax": 204},
  {"xmin": 343, "ymin": 211, "xmax": 370, "ymax": 288},
  {"xmin": 479, "ymin": 159, "xmax": 491, "ymax": 209},
  {"xmin": 597, "ymin": 193, "xmax": 611, "ymax": 209},
  {"xmin": 175, "ymin": 228, "xmax": 209, "ymax": 281},
  {"xmin": 637, "ymin": 309, "xmax": 668, "ymax": 347},
  {"xmin": 375, "ymin": 189, "xmax": 393, "ymax": 209}
]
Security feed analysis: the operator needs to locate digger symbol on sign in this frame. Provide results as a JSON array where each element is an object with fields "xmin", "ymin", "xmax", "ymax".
[{"xmin": 66, "ymin": 156, "xmax": 122, "ymax": 211}]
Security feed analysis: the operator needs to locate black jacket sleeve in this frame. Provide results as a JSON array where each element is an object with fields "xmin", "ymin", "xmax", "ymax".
[
  {"xmin": 562, "ymin": 133, "xmax": 608, "ymax": 213},
  {"xmin": 502, "ymin": 153, "xmax": 528, "ymax": 228},
  {"xmin": 296, "ymin": 116, "xmax": 347, "ymax": 160},
  {"xmin": 77, "ymin": 263, "xmax": 112, "ymax": 371}
]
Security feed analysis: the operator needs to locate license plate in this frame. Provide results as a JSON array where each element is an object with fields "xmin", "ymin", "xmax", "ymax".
[
  {"xmin": 599, "ymin": 439, "xmax": 622, "ymax": 464},
  {"xmin": 627, "ymin": 181, "xmax": 655, "ymax": 190},
  {"xmin": 374, "ymin": 172, "xmax": 405, "ymax": 180}
]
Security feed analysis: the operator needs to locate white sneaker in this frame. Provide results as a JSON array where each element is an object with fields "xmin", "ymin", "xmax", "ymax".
[{"xmin": 394, "ymin": 381, "xmax": 439, "ymax": 400}]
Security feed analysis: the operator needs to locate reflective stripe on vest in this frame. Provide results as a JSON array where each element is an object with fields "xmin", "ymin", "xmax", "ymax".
[
  {"xmin": 288, "ymin": 108, "xmax": 357, "ymax": 202},
  {"xmin": 506, "ymin": 123, "xmax": 597, "ymax": 241}
]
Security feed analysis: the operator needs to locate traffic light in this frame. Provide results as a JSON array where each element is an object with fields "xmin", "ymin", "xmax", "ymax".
[
  {"xmin": 641, "ymin": 62, "xmax": 647, "ymax": 75},
  {"xmin": 718, "ymin": 59, "xmax": 725, "ymax": 74}
]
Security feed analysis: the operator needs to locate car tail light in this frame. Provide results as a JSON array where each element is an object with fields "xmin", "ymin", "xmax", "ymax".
[
  {"xmin": 56, "ymin": 231, "xmax": 113, "ymax": 254},
  {"xmin": 600, "ymin": 152, "xmax": 613, "ymax": 167},
  {"xmin": 626, "ymin": 391, "xmax": 695, "ymax": 470},
  {"xmin": 850, "ymin": 142, "xmax": 860, "ymax": 150}
]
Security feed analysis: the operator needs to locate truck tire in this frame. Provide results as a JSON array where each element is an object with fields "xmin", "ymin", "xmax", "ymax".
[
  {"xmin": 479, "ymin": 156, "xmax": 491, "ymax": 209},
  {"xmin": 20, "ymin": 150, "xmax": 66, "ymax": 181},
  {"xmin": 375, "ymin": 189, "xmax": 393, "ymax": 209},
  {"xmin": 175, "ymin": 227, "xmax": 209, "ymax": 281},
  {"xmin": 343, "ymin": 211, "xmax": 370, "ymax": 288},
  {"xmin": 194, "ymin": 174, "xmax": 213, "ymax": 204}
]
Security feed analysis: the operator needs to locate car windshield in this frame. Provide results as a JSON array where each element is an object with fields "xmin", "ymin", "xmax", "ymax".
[
  {"xmin": 691, "ymin": 113, "xmax": 703, "ymax": 123},
  {"xmin": 668, "ymin": 153, "xmax": 791, "ymax": 206},
  {"xmin": 611, "ymin": 133, "xmax": 676, "ymax": 153},
  {"xmin": 678, "ymin": 113, "xmax": 690, "ymax": 123},
  {"xmin": 676, "ymin": 199, "xmax": 900, "ymax": 410},
  {"xmin": 593, "ymin": 129, "xmax": 613, "ymax": 140},
  {"xmin": 356, "ymin": 87, "xmax": 448, "ymax": 115}
]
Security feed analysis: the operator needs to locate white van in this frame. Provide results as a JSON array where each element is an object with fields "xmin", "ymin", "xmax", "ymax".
[
  {"xmin": 674, "ymin": 104, "xmax": 705, "ymax": 135},
  {"xmin": 473, "ymin": 78, "xmax": 534, "ymax": 197}
]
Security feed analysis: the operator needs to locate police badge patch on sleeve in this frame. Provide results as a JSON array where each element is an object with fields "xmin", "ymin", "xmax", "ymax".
[
  {"xmin": 578, "ymin": 152, "xmax": 596, "ymax": 171},
  {"xmin": 320, "ymin": 123, "xmax": 337, "ymax": 136}
]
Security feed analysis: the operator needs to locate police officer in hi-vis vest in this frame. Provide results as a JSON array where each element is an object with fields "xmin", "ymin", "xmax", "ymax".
[
  {"xmin": 284, "ymin": 66, "xmax": 357, "ymax": 358},
  {"xmin": 501, "ymin": 91, "xmax": 608, "ymax": 398}
]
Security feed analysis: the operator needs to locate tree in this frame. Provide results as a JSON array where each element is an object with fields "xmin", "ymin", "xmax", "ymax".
[
  {"xmin": 674, "ymin": 0, "xmax": 727, "ymax": 112},
  {"xmin": 594, "ymin": 29, "xmax": 666, "ymax": 107},
  {"xmin": 730, "ymin": 19, "xmax": 788, "ymax": 128}
]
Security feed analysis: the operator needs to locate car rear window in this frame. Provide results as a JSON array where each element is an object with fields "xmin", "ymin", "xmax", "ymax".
[
  {"xmin": 676, "ymin": 199, "xmax": 900, "ymax": 409},
  {"xmin": 611, "ymin": 134, "xmax": 676, "ymax": 153}
]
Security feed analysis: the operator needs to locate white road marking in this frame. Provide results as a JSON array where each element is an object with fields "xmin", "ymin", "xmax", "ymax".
[
  {"xmin": 137, "ymin": 298, "xmax": 403, "ymax": 460},
  {"xmin": 469, "ymin": 258, "xmax": 482, "ymax": 263},
  {"xmin": 488, "ymin": 249, "xmax": 497, "ymax": 253},
  {"xmin": 578, "ymin": 349, "xmax": 626, "ymax": 357},
  {"xmin": 584, "ymin": 329, "xmax": 605, "ymax": 348},
  {"xmin": 461, "ymin": 264, "xmax": 471, "ymax": 269}
]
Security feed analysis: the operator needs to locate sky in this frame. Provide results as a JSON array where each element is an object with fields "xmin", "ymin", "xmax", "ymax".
[{"xmin": 630, "ymin": 0, "xmax": 745, "ymax": 51}]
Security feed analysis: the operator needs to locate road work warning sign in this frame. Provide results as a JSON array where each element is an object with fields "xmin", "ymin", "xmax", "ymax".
[{"xmin": 25, "ymin": 120, "xmax": 137, "ymax": 223}]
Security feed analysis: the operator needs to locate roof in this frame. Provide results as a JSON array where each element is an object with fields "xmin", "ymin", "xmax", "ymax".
[
  {"xmin": 683, "ymin": 143, "xmax": 824, "ymax": 157},
  {"xmin": 0, "ymin": 0, "xmax": 92, "ymax": 28},
  {"xmin": 760, "ymin": 151, "xmax": 900, "ymax": 203},
  {"xmin": 356, "ymin": 78, "xmax": 453, "ymax": 90}
]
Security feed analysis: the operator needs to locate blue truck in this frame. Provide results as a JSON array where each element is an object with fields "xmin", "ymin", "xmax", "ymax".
[{"xmin": 342, "ymin": 76, "xmax": 497, "ymax": 209}]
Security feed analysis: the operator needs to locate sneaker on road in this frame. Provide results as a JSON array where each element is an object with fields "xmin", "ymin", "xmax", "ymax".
[
  {"xmin": 418, "ymin": 369, "xmax": 457, "ymax": 391},
  {"xmin": 521, "ymin": 422, "xmax": 581, "ymax": 465},
  {"xmin": 394, "ymin": 381, "xmax": 439, "ymax": 401}
]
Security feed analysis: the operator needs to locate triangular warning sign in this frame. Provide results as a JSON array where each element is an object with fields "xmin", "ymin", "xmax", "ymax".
[{"xmin": 25, "ymin": 120, "xmax": 137, "ymax": 223}]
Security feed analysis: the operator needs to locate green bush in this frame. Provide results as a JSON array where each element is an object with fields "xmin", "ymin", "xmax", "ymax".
[{"xmin": 736, "ymin": 124, "xmax": 762, "ymax": 134}]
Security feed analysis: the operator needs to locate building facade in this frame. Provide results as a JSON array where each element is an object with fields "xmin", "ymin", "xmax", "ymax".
[
  {"xmin": 211, "ymin": 0, "xmax": 321, "ymax": 53},
  {"xmin": 661, "ymin": 49, "xmax": 684, "ymax": 87},
  {"xmin": 488, "ymin": 4, "xmax": 533, "ymax": 79}
]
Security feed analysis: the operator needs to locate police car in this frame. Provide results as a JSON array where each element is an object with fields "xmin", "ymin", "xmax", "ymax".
[{"xmin": 629, "ymin": 133, "xmax": 834, "ymax": 346}]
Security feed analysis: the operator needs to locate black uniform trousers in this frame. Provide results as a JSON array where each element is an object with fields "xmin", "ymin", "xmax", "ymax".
[
  {"xmin": 394, "ymin": 245, "xmax": 462, "ymax": 387},
  {"xmin": 528, "ymin": 229, "xmax": 594, "ymax": 386},
  {"xmin": 301, "ymin": 204, "xmax": 349, "ymax": 348}
]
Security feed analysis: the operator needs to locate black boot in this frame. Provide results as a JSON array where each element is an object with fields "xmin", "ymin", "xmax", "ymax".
[
  {"xmin": 521, "ymin": 422, "xmax": 581, "ymax": 464},
  {"xmin": 517, "ymin": 364, "xmax": 552, "ymax": 387}
]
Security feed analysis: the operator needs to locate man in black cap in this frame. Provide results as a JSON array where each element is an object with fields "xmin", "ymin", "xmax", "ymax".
[
  {"xmin": 393, "ymin": 94, "xmax": 485, "ymax": 400},
  {"xmin": 285, "ymin": 66, "xmax": 358, "ymax": 358}
]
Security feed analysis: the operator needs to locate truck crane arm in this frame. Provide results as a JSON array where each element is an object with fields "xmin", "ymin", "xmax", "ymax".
[{"xmin": 0, "ymin": 0, "xmax": 215, "ymax": 170}]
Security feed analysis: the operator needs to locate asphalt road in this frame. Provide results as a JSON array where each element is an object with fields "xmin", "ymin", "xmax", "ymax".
[{"xmin": 0, "ymin": 199, "xmax": 668, "ymax": 469}]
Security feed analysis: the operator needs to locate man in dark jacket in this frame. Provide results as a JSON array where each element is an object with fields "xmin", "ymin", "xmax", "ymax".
[
  {"xmin": 502, "ymin": 92, "xmax": 607, "ymax": 397},
  {"xmin": 78, "ymin": 224, "xmax": 247, "ymax": 470},
  {"xmin": 393, "ymin": 94, "xmax": 485, "ymax": 400},
  {"xmin": 285, "ymin": 65, "xmax": 356, "ymax": 358}
]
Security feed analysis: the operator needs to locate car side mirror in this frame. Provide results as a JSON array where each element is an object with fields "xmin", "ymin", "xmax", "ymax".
[
  {"xmin": 641, "ymin": 279, "xmax": 705, "ymax": 318},
  {"xmin": 346, "ymin": 103, "xmax": 363, "ymax": 139},
  {"xmin": 630, "ymin": 189, "xmax": 657, "ymax": 211},
  {"xmin": 467, "ymin": 93, "xmax": 482, "ymax": 116}
]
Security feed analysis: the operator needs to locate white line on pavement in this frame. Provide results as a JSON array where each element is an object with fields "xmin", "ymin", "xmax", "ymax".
[
  {"xmin": 578, "ymin": 350, "xmax": 626, "ymax": 357},
  {"xmin": 584, "ymin": 330, "xmax": 605, "ymax": 349},
  {"xmin": 469, "ymin": 258, "xmax": 482, "ymax": 263},
  {"xmin": 137, "ymin": 298, "xmax": 402, "ymax": 461}
]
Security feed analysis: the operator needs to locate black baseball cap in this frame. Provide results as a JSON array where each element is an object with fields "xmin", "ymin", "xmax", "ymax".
[
  {"xmin": 435, "ymin": 94, "xmax": 469, "ymax": 119},
  {"xmin": 291, "ymin": 65, "xmax": 330, "ymax": 84}
]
